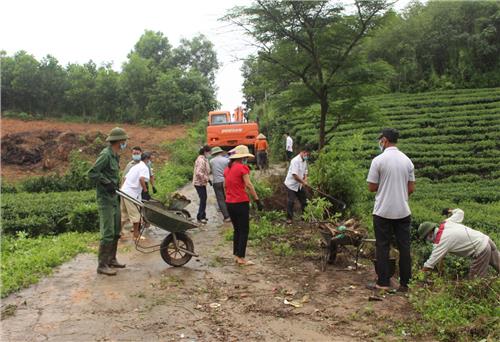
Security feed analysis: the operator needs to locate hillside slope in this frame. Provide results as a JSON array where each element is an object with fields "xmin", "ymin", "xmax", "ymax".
[{"xmin": 289, "ymin": 88, "xmax": 500, "ymax": 239}]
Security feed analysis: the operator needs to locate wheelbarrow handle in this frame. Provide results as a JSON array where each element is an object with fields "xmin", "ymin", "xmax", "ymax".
[
  {"xmin": 305, "ymin": 185, "xmax": 347, "ymax": 211},
  {"xmin": 115, "ymin": 189, "xmax": 144, "ymax": 207}
]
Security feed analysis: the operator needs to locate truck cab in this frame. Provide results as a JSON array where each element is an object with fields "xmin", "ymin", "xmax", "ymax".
[{"xmin": 206, "ymin": 108, "xmax": 259, "ymax": 152}]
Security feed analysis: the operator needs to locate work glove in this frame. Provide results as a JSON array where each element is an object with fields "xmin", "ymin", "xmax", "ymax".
[
  {"xmin": 152, "ymin": 186, "xmax": 158, "ymax": 194},
  {"xmin": 104, "ymin": 182, "xmax": 117, "ymax": 194},
  {"xmin": 142, "ymin": 191, "xmax": 151, "ymax": 201},
  {"xmin": 255, "ymin": 199, "xmax": 263, "ymax": 211}
]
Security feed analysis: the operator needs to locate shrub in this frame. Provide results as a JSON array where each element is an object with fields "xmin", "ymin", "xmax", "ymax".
[
  {"xmin": 19, "ymin": 151, "xmax": 93, "ymax": 193},
  {"xmin": 1, "ymin": 191, "xmax": 98, "ymax": 236},
  {"xmin": 308, "ymin": 134, "xmax": 367, "ymax": 216}
]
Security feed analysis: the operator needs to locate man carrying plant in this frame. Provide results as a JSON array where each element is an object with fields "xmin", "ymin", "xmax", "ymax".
[
  {"xmin": 284, "ymin": 147, "xmax": 310, "ymax": 224},
  {"xmin": 367, "ymin": 128, "xmax": 415, "ymax": 292},
  {"xmin": 418, "ymin": 208, "xmax": 499, "ymax": 278},
  {"xmin": 88, "ymin": 127, "xmax": 128, "ymax": 276}
]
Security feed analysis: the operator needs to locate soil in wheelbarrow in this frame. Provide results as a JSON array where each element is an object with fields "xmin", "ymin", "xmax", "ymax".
[{"xmin": 1, "ymin": 182, "xmax": 421, "ymax": 341}]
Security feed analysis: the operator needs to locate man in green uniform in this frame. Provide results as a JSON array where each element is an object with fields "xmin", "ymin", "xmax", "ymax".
[{"xmin": 88, "ymin": 127, "xmax": 128, "ymax": 276}]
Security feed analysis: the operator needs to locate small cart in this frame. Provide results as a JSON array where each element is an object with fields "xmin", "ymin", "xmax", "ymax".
[
  {"xmin": 318, "ymin": 221, "xmax": 369, "ymax": 272},
  {"xmin": 116, "ymin": 190, "xmax": 198, "ymax": 267}
]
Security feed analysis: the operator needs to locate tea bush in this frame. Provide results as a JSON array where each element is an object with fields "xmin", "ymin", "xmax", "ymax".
[
  {"xmin": 20, "ymin": 151, "xmax": 94, "ymax": 193},
  {"xmin": 1, "ymin": 190, "xmax": 98, "ymax": 236}
]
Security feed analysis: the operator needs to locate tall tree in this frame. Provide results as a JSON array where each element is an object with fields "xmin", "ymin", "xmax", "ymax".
[
  {"xmin": 130, "ymin": 30, "xmax": 172, "ymax": 66},
  {"xmin": 64, "ymin": 61, "xmax": 97, "ymax": 118},
  {"xmin": 95, "ymin": 63, "xmax": 122, "ymax": 121},
  {"xmin": 10, "ymin": 51, "xmax": 41, "ymax": 113},
  {"xmin": 224, "ymin": 0, "xmax": 391, "ymax": 148},
  {"xmin": 39, "ymin": 55, "xmax": 68, "ymax": 115},
  {"xmin": 171, "ymin": 34, "xmax": 219, "ymax": 84}
]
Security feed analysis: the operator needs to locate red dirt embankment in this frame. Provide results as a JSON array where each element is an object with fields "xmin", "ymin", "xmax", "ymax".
[{"xmin": 0, "ymin": 118, "xmax": 187, "ymax": 181}]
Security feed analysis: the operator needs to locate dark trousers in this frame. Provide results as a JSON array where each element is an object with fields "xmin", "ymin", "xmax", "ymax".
[
  {"xmin": 212, "ymin": 182, "xmax": 229, "ymax": 219},
  {"xmin": 256, "ymin": 151, "xmax": 268, "ymax": 170},
  {"xmin": 195, "ymin": 185, "xmax": 207, "ymax": 220},
  {"xmin": 373, "ymin": 215, "xmax": 412, "ymax": 287},
  {"xmin": 287, "ymin": 187, "xmax": 307, "ymax": 220},
  {"xmin": 227, "ymin": 202, "xmax": 250, "ymax": 258}
]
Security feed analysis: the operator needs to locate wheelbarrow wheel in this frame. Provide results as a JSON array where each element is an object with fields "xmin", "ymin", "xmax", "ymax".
[{"xmin": 160, "ymin": 232, "xmax": 194, "ymax": 267}]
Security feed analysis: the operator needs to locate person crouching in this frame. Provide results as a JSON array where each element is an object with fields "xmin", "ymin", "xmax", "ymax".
[{"xmin": 418, "ymin": 208, "xmax": 499, "ymax": 278}]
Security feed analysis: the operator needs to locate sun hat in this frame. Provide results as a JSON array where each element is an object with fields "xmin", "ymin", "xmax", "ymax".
[
  {"xmin": 257, "ymin": 133, "xmax": 266, "ymax": 139},
  {"xmin": 106, "ymin": 127, "xmax": 128, "ymax": 142},
  {"xmin": 211, "ymin": 146, "xmax": 224, "ymax": 155},
  {"xmin": 418, "ymin": 222, "xmax": 438, "ymax": 240},
  {"xmin": 228, "ymin": 145, "xmax": 254, "ymax": 159}
]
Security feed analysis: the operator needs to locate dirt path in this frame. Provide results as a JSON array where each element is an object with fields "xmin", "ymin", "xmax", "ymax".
[
  {"xmin": 0, "ymin": 183, "xmax": 418, "ymax": 341},
  {"xmin": 0, "ymin": 118, "xmax": 187, "ymax": 181}
]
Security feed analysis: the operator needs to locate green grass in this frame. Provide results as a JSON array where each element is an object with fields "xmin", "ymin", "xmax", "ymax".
[
  {"xmin": 1, "ymin": 232, "xmax": 98, "ymax": 297},
  {"xmin": 408, "ymin": 276, "xmax": 500, "ymax": 341}
]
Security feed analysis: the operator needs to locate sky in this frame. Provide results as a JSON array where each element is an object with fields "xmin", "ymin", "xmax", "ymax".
[{"xmin": 1, "ymin": 0, "xmax": 414, "ymax": 111}]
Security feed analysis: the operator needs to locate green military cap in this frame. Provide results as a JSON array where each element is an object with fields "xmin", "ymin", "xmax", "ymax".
[
  {"xmin": 106, "ymin": 127, "xmax": 128, "ymax": 142},
  {"xmin": 418, "ymin": 222, "xmax": 438, "ymax": 240}
]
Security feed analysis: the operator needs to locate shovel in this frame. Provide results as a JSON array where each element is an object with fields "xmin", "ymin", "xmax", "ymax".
[{"xmin": 305, "ymin": 185, "xmax": 347, "ymax": 211}]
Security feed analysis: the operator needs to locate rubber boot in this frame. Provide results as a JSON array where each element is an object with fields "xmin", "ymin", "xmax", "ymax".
[
  {"xmin": 109, "ymin": 238, "xmax": 126, "ymax": 268},
  {"xmin": 97, "ymin": 242, "xmax": 117, "ymax": 276}
]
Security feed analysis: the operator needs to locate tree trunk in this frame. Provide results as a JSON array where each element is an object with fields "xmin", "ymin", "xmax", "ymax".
[{"xmin": 319, "ymin": 96, "xmax": 329, "ymax": 149}]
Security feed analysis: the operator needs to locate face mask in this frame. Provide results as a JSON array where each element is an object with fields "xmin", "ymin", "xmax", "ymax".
[
  {"xmin": 303, "ymin": 155, "xmax": 309, "ymax": 161},
  {"xmin": 242, "ymin": 158, "xmax": 248, "ymax": 165},
  {"xmin": 147, "ymin": 161, "xmax": 152, "ymax": 167},
  {"xmin": 132, "ymin": 154, "xmax": 141, "ymax": 161},
  {"xmin": 120, "ymin": 142, "xmax": 127, "ymax": 150}
]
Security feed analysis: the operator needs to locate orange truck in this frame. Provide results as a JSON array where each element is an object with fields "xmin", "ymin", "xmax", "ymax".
[{"xmin": 206, "ymin": 107, "xmax": 259, "ymax": 153}]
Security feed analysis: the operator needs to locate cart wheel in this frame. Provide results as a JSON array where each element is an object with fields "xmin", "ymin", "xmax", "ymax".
[{"xmin": 160, "ymin": 233, "xmax": 194, "ymax": 267}]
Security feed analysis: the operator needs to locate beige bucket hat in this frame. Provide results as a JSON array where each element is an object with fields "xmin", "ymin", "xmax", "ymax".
[{"xmin": 229, "ymin": 145, "xmax": 255, "ymax": 159}]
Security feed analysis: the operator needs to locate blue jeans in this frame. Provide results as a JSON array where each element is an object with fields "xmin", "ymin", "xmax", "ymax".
[{"xmin": 195, "ymin": 186, "xmax": 207, "ymax": 221}]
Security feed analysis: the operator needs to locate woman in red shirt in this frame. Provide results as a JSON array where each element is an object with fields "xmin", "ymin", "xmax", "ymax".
[{"xmin": 224, "ymin": 145, "xmax": 262, "ymax": 265}]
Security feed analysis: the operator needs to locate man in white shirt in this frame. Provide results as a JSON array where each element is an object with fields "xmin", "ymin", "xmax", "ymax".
[
  {"xmin": 418, "ymin": 209, "xmax": 499, "ymax": 278},
  {"xmin": 120, "ymin": 154, "xmax": 150, "ymax": 239},
  {"xmin": 284, "ymin": 147, "xmax": 309, "ymax": 224},
  {"xmin": 367, "ymin": 128, "xmax": 415, "ymax": 292},
  {"xmin": 284, "ymin": 133, "xmax": 293, "ymax": 161}
]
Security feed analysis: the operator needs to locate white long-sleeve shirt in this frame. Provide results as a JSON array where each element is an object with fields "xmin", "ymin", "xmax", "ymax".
[
  {"xmin": 424, "ymin": 209, "xmax": 490, "ymax": 269},
  {"xmin": 286, "ymin": 136, "xmax": 293, "ymax": 152}
]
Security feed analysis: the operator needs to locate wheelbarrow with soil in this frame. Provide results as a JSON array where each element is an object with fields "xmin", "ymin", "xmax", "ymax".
[
  {"xmin": 318, "ymin": 221, "xmax": 398, "ymax": 279},
  {"xmin": 116, "ymin": 190, "xmax": 198, "ymax": 267},
  {"xmin": 318, "ymin": 219, "xmax": 368, "ymax": 271}
]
